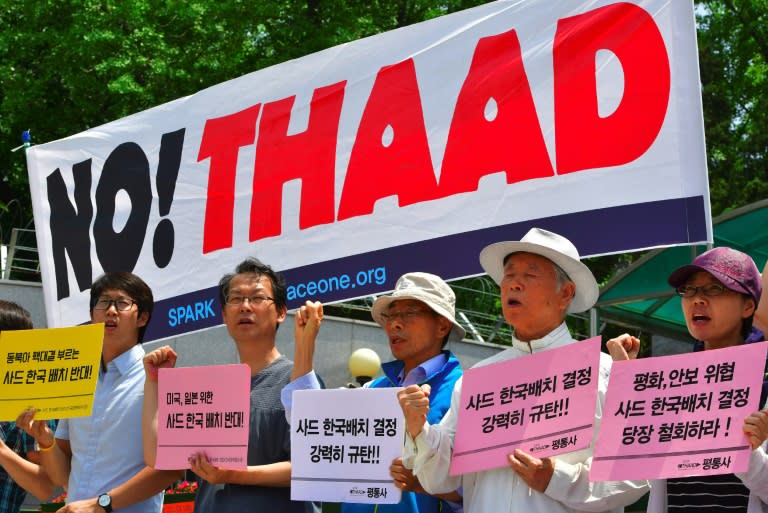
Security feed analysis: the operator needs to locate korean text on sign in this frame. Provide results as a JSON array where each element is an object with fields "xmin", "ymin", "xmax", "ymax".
[
  {"xmin": 156, "ymin": 363, "xmax": 250, "ymax": 469},
  {"xmin": 0, "ymin": 324, "xmax": 103, "ymax": 420},
  {"xmin": 592, "ymin": 341, "xmax": 768, "ymax": 480},
  {"xmin": 291, "ymin": 388, "xmax": 403, "ymax": 504},
  {"xmin": 451, "ymin": 337, "xmax": 602, "ymax": 475}
]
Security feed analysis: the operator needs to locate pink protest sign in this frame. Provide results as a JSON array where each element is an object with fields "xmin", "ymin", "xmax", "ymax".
[
  {"xmin": 450, "ymin": 337, "xmax": 601, "ymax": 475},
  {"xmin": 156, "ymin": 364, "xmax": 250, "ymax": 470},
  {"xmin": 592, "ymin": 341, "xmax": 768, "ymax": 481}
]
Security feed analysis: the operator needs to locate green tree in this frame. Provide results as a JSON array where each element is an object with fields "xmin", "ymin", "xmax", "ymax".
[{"xmin": 695, "ymin": 0, "xmax": 768, "ymax": 216}]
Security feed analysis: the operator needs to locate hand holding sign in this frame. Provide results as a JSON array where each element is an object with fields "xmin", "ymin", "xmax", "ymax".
[
  {"xmin": 143, "ymin": 345, "xmax": 177, "ymax": 382},
  {"xmin": 16, "ymin": 409, "xmax": 55, "ymax": 448},
  {"xmin": 190, "ymin": 452, "xmax": 229, "ymax": 485},
  {"xmin": 508, "ymin": 449, "xmax": 555, "ymax": 493},
  {"xmin": 606, "ymin": 334, "xmax": 641, "ymax": 361},
  {"xmin": 398, "ymin": 384, "xmax": 431, "ymax": 438},
  {"xmin": 390, "ymin": 457, "xmax": 424, "ymax": 494},
  {"xmin": 743, "ymin": 409, "xmax": 768, "ymax": 450}
]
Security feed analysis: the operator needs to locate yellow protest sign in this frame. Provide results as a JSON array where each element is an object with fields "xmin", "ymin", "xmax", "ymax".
[{"xmin": 0, "ymin": 323, "xmax": 103, "ymax": 420}]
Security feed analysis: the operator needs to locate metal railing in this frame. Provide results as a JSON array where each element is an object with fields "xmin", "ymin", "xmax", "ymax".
[{"xmin": 2, "ymin": 228, "xmax": 40, "ymax": 281}]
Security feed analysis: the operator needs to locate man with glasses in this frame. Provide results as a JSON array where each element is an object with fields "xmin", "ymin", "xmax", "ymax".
[
  {"xmin": 142, "ymin": 258, "xmax": 318, "ymax": 513},
  {"xmin": 18, "ymin": 272, "xmax": 182, "ymax": 512},
  {"xmin": 283, "ymin": 272, "xmax": 465, "ymax": 513}
]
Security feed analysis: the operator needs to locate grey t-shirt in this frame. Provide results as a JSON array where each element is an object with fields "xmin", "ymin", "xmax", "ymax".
[{"xmin": 194, "ymin": 356, "xmax": 319, "ymax": 513}]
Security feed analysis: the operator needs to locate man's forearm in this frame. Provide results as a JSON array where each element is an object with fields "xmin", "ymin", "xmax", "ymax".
[
  {"xmin": 109, "ymin": 467, "xmax": 184, "ymax": 510},
  {"xmin": 291, "ymin": 335, "xmax": 316, "ymax": 381},
  {"xmin": 219, "ymin": 461, "xmax": 292, "ymax": 487}
]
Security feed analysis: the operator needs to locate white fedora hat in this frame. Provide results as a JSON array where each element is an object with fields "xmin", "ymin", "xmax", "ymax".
[
  {"xmin": 478, "ymin": 228, "xmax": 598, "ymax": 314},
  {"xmin": 371, "ymin": 272, "xmax": 466, "ymax": 342}
]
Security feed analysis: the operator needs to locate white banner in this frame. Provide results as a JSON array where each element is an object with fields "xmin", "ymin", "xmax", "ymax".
[{"xmin": 26, "ymin": 0, "xmax": 710, "ymax": 341}]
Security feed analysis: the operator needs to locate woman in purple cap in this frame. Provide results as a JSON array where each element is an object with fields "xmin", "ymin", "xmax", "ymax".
[{"xmin": 609, "ymin": 246, "xmax": 768, "ymax": 513}]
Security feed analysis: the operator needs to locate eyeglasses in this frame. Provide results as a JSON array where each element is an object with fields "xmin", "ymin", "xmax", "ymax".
[
  {"xmin": 380, "ymin": 309, "xmax": 435, "ymax": 324},
  {"xmin": 676, "ymin": 284, "xmax": 728, "ymax": 298},
  {"xmin": 225, "ymin": 295, "xmax": 275, "ymax": 307},
  {"xmin": 93, "ymin": 298, "xmax": 136, "ymax": 311}
]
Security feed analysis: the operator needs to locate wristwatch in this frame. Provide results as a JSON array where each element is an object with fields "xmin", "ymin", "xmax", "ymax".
[{"xmin": 97, "ymin": 493, "xmax": 113, "ymax": 513}]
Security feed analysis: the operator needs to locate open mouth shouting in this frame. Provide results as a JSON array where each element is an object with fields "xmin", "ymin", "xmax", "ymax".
[
  {"xmin": 237, "ymin": 316, "xmax": 256, "ymax": 326},
  {"xmin": 690, "ymin": 312, "xmax": 711, "ymax": 325}
]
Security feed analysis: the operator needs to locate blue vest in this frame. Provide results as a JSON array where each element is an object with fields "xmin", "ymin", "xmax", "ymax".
[{"xmin": 341, "ymin": 351, "xmax": 463, "ymax": 513}]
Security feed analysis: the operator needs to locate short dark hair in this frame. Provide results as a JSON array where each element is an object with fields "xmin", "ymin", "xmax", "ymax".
[
  {"xmin": 0, "ymin": 301, "xmax": 33, "ymax": 331},
  {"xmin": 90, "ymin": 272, "xmax": 154, "ymax": 343},
  {"xmin": 218, "ymin": 258, "xmax": 287, "ymax": 326}
]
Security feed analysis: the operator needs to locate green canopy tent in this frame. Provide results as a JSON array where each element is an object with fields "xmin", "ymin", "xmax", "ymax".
[{"xmin": 593, "ymin": 199, "xmax": 768, "ymax": 342}]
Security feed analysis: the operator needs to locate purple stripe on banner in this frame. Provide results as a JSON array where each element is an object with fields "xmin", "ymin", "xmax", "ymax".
[
  {"xmin": 144, "ymin": 285, "xmax": 222, "ymax": 341},
  {"xmin": 143, "ymin": 196, "xmax": 707, "ymax": 342}
]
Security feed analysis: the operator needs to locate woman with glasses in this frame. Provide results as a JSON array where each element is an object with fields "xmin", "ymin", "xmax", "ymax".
[{"xmin": 608, "ymin": 247, "xmax": 768, "ymax": 513}]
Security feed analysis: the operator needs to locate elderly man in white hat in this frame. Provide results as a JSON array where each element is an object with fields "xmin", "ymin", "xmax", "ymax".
[
  {"xmin": 397, "ymin": 228, "xmax": 649, "ymax": 513},
  {"xmin": 283, "ymin": 272, "xmax": 465, "ymax": 513}
]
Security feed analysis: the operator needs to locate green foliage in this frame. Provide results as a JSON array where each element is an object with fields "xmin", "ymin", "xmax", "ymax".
[{"xmin": 695, "ymin": 0, "xmax": 768, "ymax": 216}]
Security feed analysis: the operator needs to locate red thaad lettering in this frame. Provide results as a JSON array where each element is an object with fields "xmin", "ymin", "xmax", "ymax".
[
  {"xmin": 196, "ymin": 3, "xmax": 671, "ymax": 251},
  {"xmin": 337, "ymin": 58, "xmax": 439, "ymax": 221},
  {"xmin": 553, "ymin": 2, "xmax": 670, "ymax": 173},
  {"xmin": 440, "ymin": 28, "xmax": 554, "ymax": 195},
  {"xmin": 251, "ymin": 81, "xmax": 347, "ymax": 241},
  {"xmin": 198, "ymin": 104, "xmax": 261, "ymax": 253}
]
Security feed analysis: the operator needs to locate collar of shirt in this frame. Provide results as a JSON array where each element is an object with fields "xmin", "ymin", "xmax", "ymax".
[
  {"xmin": 104, "ymin": 344, "xmax": 145, "ymax": 377},
  {"xmin": 398, "ymin": 352, "xmax": 448, "ymax": 387},
  {"xmin": 510, "ymin": 322, "xmax": 571, "ymax": 354}
]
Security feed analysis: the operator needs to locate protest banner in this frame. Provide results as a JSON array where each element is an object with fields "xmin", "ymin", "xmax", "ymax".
[
  {"xmin": 451, "ymin": 336, "xmax": 601, "ymax": 475},
  {"xmin": 0, "ymin": 324, "xmax": 103, "ymax": 420},
  {"xmin": 591, "ymin": 342, "xmax": 768, "ymax": 481},
  {"xmin": 155, "ymin": 363, "xmax": 250, "ymax": 469},
  {"xmin": 26, "ymin": 1, "xmax": 709, "ymax": 342},
  {"xmin": 291, "ymin": 388, "xmax": 403, "ymax": 504}
]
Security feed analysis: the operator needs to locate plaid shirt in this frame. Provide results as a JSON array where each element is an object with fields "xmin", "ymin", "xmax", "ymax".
[{"xmin": 0, "ymin": 420, "xmax": 57, "ymax": 513}]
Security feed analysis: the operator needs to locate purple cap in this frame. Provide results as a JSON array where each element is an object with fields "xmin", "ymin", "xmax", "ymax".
[{"xmin": 668, "ymin": 247, "xmax": 762, "ymax": 302}]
